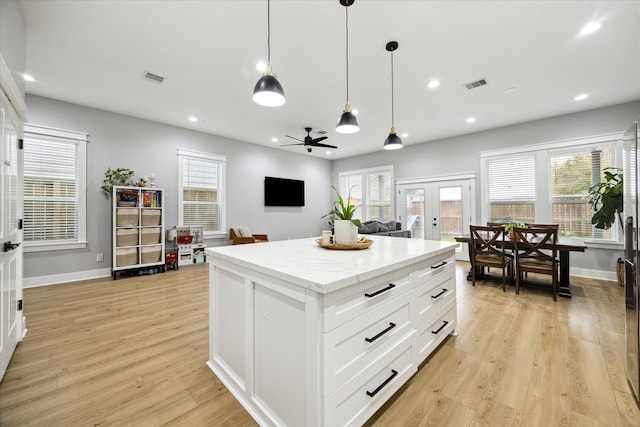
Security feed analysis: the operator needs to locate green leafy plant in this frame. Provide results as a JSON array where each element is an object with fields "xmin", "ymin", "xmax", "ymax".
[
  {"xmin": 588, "ymin": 167, "xmax": 623, "ymax": 231},
  {"xmin": 322, "ymin": 186, "xmax": 362, "ymax": 228},
  {"xmin": 501, "ymin": 222, "xmax": 527, "ymax": 231},
  {"xmin": 101, "ymin": 167, "xmax": 136, "ymax": 197}
]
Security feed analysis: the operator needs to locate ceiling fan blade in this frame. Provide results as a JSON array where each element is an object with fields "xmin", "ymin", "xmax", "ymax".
[
  {"xmin": 280, "ymin": 143, "xmax": 305, "ymax": 147},
  {"xmin": 310, "ymin": 136, "xmax": 328, "ymax": 144},
  {"xmin": 314, "ymin": 143, "xmax": 338, "ymax": 149},
  {"xmin": 285, "ymin": 135, "xmax": 304, "ymax": 142}
]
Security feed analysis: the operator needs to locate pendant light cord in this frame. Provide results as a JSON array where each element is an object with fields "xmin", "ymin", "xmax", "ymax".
[
  {"xmin": 345, "ymin": 6, "xmax": 350, "ymax": 104},
  {"xmin": 390, "ymin": 50, "xmax": 395, "ymax": 126},
  {"xmin": 267, "ymin": 0, "xmax": 271, "ymax": 67}
]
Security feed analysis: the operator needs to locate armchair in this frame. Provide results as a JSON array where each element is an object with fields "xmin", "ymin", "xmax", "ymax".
[{"xmin": 230, "ymin": 226, "xmax": 269, "ymax": 245}]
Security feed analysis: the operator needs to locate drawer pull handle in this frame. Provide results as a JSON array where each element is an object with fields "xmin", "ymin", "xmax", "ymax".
[
  {"xmin": 431, "ymin": 288, "xmax": 448, "ymax": 299},
  {"xmin": 431, "ymin": 261, "xmax": 447, "ymax": 269},
  {"xmin": 365, "ymin": 322, "xmax": 397, "ymax": 343},
  {"xmin": 366, "ymin": 369, "xmax": 399, "ymax": 397},
  {"xmin": 365, "ymin": 283, "xmax": 396, "ymax": 298},
  {"xmin": 431, "ymin": 320, "xmax": 449, "ymax": 335}
]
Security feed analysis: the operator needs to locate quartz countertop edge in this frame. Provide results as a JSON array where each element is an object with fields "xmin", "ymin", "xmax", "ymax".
[{"xmin": 205, "ymin": 236, "xmax": 457, "ymax": 294}]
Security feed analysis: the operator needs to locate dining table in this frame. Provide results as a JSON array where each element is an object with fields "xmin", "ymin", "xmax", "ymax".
[{"xmin": 454, "ymin": 233, "xmax": 587, "ymax": 298}]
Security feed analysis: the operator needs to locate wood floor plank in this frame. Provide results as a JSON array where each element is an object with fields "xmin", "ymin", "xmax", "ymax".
[{"xmin": 0, "ymin": 262, "xmax": 638, "ymax": 426}]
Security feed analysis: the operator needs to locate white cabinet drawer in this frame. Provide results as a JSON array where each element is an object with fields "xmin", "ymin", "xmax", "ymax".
[
  {"xmin": 321, "ymin": 265, "xmax": 414, "ymax": 333},
  {"xmin": 415, "ymin": 270, "xmax": 455, "ymax": 327},
  {"xmin": 411, "ymin": 252, "xmax": 456, "ymax": 287},
  {"xmin": 323, "ymin": 291, "xmax": 413, "ymax": 397},
  {"xmin": 324, "ymin": 337, "xmax": 415, "ymax": 427},
  {"xmin": 415, "ymin": 298, "xmax": 456, "ymax": 365}
]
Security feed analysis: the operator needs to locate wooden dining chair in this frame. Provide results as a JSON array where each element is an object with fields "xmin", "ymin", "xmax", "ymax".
[
  {"xmin": 513, "ymin": 225, "xmax": 559, "ymax": 300},
  {"xmin": 469, "ymin": 225, "xmax": 513, "ymax": 291}
]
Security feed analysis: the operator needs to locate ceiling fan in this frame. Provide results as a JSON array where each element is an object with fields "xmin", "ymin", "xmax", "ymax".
[{"xmin": 282, "ymin": 127, "xmax": 338, "ymax": 153}]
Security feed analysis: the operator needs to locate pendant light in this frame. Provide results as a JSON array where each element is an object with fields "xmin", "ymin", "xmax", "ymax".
[
  {"xmin": 383, "ymin": 41, "xmax": 403, "ymax": 150},
  {"xmin": 336, "ymin": 0, "xmax": 359, "ymax": 134},
  {"xmin": 253, "ymin": 0, "xmax": 285, "ymax": 107}
]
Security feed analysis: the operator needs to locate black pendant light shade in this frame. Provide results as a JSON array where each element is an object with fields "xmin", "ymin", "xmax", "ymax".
[
  {"xmin": 253, "ymin": 0, "xmax": 285, "ymax": 107},
  {"xmin": 253, "ymin": 72, "xmax": 285, "ymax": 107},
  {"xmin": 384, "ymin": 127, "xmax": 403, "ymax": 150},
  {"xmin": 383, "ymin": 41, "xmax": 402, "ymax": 150},
  {"xmin": 336, "ymin": 0, "xmax": 359, "ymax": 134}
]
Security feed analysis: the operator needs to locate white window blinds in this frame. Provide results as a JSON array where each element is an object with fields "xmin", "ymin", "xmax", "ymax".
[
  {"xmin": 23, "ymin": 132, "xmax": 80, "ymax": 243},
  {"xmin": 178, "ymin": 150, "xmax": 226, "ymax": 235},
  {"xmin": 487, "ymin": 154, "xmax": 536, "ymax": 222}
]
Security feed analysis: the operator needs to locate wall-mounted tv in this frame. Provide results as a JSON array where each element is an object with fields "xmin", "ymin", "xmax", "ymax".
[{"xmin": 264, "ymin": 176, "xmax": 305, "ymax": 207}]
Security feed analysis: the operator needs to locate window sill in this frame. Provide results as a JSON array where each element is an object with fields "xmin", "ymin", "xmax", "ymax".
[
  {"xmin": 583, "ymin": 239, "xmax": 623, "ymax": 250},
  {"xmin": 24, "ymin": 240, "xmax": 88, "ymax": 253}
]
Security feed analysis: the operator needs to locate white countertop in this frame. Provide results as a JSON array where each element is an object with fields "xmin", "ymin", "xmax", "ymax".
[{"xmin": 206, "ymin": 236, "xmax": 457, "ymax": 294}]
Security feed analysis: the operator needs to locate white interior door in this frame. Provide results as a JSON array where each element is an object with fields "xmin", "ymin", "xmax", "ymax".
[
  {"xmin": 397, "ymin": 177, "xmax": 474, "ymax": 261},
  {"xmin": 0, "ymin": 88, "xmax": 23, "ymax": 381}
]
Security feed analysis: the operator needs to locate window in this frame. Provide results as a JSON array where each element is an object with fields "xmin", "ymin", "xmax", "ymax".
[
  {"xmin": 481, "ymin": 134, "xmax": 621, "ymax": 241},
  {"xmin": 487, "ymin": 154, "xmax": 536, "ymax": 224},
  {"xmin": 338, "ymin": 166, "xmax": 394, "ymax": 222},
  {"xmin": 23, "ymin": 124, "xmax": 88, "ymax": 251},
  {"xmin": 178, "ymin": 149, "xmax": 226, "ymax": 238}
]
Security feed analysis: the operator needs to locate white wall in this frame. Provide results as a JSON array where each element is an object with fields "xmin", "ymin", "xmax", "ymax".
[
  {"xmin": 333, "ymin": 101, "xmax": 640, "ymax": 279},
  {"xmin": 24, "ymin": 95, "xmax": 332, "ymax": 284},
  {"xmin": 0, "ymin": 0, "xmax": 26, "ymax": 97}
]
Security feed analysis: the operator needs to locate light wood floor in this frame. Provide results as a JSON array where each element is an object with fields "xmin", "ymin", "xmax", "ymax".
[{"xmin": 1, "ymin": 263, "xmax": 639, "ymax": 426}]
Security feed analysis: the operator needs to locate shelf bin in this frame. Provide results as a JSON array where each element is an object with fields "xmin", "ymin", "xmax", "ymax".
[
  {"xmin": 141, "ymin": 227, "xmax": 162, "ymax": 245},
  {"xmin": 116, "ymin": 247, "xmax": 138, "ymax": 267},
  {"xmin": 141, "ymin": 209, "xmax": 161, "ymax": 226},
  {"xmin": 116, "ymin": 228, "xmax": 138, "ymax": 247},
  {"xmin": 116, "ymin": 208, "xmax": 139, "ymax": 227},
  {"xmin": 141, "ymin": 245, "xmax": 162, "ymax": 264}
]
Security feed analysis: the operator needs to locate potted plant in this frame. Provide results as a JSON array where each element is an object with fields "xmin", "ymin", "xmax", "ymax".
[
  {"xmin": 588, "ymin": 167, "xmax": 624, "ymax": 285},
  {"xmin": 501, "ymin": 222, "xmax": 527, "ymax": 239},
  {"xmin": 322, "ymin": 186, "xmax": 362, "ymax": 244},
  {"xmin": 101, "ymin": 167, "xmax": 136, "ymax": 198}
]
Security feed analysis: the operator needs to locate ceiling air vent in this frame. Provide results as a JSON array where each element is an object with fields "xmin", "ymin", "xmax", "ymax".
[
  {"xmin": 143, "ymin": 71, "xmax": 165, "ymax": 84},
  {"xmin": 464, "ymin": 78, "xmax": 487, "ymax": 90},
  {"xmin": 316, "ymin": 130, "xmax": 328, "ymax": 135}
]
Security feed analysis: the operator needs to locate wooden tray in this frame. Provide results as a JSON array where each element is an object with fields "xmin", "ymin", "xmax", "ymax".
[{"xmin": 315, "ymin": 238, "xmax": 373, "ymax": 250}]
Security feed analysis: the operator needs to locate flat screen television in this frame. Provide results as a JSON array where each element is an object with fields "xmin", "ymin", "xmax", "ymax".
[{"xmin": 264, "ymin": 176, "xmax": 305, "ymax": 207}]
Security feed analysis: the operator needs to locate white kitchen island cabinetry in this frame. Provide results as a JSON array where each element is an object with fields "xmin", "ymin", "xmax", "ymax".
[{"xmin": 206, "ymin": 236, "xmax": 457, "ymax": 427}]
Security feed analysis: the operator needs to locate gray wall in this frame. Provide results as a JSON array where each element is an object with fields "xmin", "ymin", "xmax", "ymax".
[
  {"xmin": 24, "ymin": 95, "xmax": 332, "ymax": 280},
  {"xmin": 333, "ymin": 101, "xmax": 640, "ymax": 276},
  {"xmin": 0, "ymin": 0, "xmax": 26, "ymax": 97}
]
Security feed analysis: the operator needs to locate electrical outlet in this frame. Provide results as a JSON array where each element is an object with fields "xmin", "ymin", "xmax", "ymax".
[{"xmin": 97, "ymin": 253, "xmax": 104, "ymax": 262}]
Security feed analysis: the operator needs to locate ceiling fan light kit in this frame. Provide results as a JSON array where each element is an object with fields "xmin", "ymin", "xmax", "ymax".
[
  {"xmin": 383, "ymin": 41, "xmax": 403, "ymax": 150},
  {"xmin": 336, "ymin": 0, "xmax": 360, "ymax": 134},
  {"xmin": 253, "ymin": 0, "xmax": 286, "ymax": 107}
]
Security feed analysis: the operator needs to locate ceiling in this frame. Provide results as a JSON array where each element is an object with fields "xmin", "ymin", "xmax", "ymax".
[{"xmin": 19, "ymin": 0, "xmax": 640, "ymax": 159}]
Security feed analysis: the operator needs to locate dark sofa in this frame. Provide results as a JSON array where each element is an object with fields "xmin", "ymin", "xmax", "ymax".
[{"xmin": 358, "ymin": 220, "xmax": 411, "ymax": 238}]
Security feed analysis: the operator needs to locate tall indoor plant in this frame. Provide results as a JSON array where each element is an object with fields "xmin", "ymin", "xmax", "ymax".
[
  {"xmin": 588, "ymin": 167, "xmax": 623, "ymax": 232},
  {"xmin": 588, "ymin": 167, "xmax": 624, "ymax": 285},
  {"xmin": 323, "ymin": 186, "xmax": 362, "ymax": 244}
]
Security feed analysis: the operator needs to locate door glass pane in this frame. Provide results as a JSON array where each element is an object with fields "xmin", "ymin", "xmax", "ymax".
[
  {"xmin": 406, "ymin": 189, "xmax": 425, "ymax": 239},
  {"xmin": 440, "ymin": 186, "xmax": 462, "ymax": 243}
]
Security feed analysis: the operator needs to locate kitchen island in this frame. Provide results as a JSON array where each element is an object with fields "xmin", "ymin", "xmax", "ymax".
[{"xmin": 205, "ymin": 236, "xmax": 457, "ymax": 426}]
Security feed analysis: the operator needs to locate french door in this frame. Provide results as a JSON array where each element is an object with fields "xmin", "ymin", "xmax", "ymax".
[{"xmin": 396, "ymin": 176, "xmax": 475, "ymax": 260}]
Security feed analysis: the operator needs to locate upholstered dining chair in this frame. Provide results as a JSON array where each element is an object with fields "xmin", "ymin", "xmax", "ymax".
[
  {"xmin": 469, "ymin": 225, "xmax": 513, "ymax": 291},
  {"xmin": 513, "ymin": 225, "xmax": 559, "ymax": 300}
]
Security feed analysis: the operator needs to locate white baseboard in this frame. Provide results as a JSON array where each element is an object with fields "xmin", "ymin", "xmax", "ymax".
[
  {"xmin": 23, "ymin": 268, "xmax": 112, "ymax": 288},
  {"xmin": 571, "ymin": 267, "xmax": 617, "ymax": 283}
]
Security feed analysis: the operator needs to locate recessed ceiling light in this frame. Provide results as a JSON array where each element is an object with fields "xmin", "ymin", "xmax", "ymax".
[
  {"xmin": 256, "ymin": 62, "xmax": 267, "ymax": 72},
  {"xmin": 271, "ymin": 137, "xmax": 278, "ymax": 143},
  {"xmin": 352, "ymin": 109, "xmax": 359, "ymax": 115},
  {"xmin": 401, "ymin": 132, "xmax": 408, "ymax": 138},
  {"xmin": 579, "ymin": 22, "xmax": 601, "ymax": 36},
  {"xmin": 188, "ymin": 116, "xmax": 198, "ymax": 122},
  {"xmin": 574, "ymin": 93, "xmax": 589, "ymax": 101},
  {"xmin": 23, "ymin": 74, "xmax": 35, "ymax": 82},
  {"xmin": 325, "ymin": 150, "xmax": 331, "ymax": 155},
  {"xmin": 427, "ymin": 79, "xmax": 440, "ymax": 89},
  {"xmin": 466, "ymin": 117, "xmax": 476, "ymax": 123}
]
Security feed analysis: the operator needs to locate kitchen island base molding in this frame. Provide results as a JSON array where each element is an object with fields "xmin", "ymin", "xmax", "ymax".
[{"xmin": 206, "ymin": 236, "xmax": 457, "ymax": 426}]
